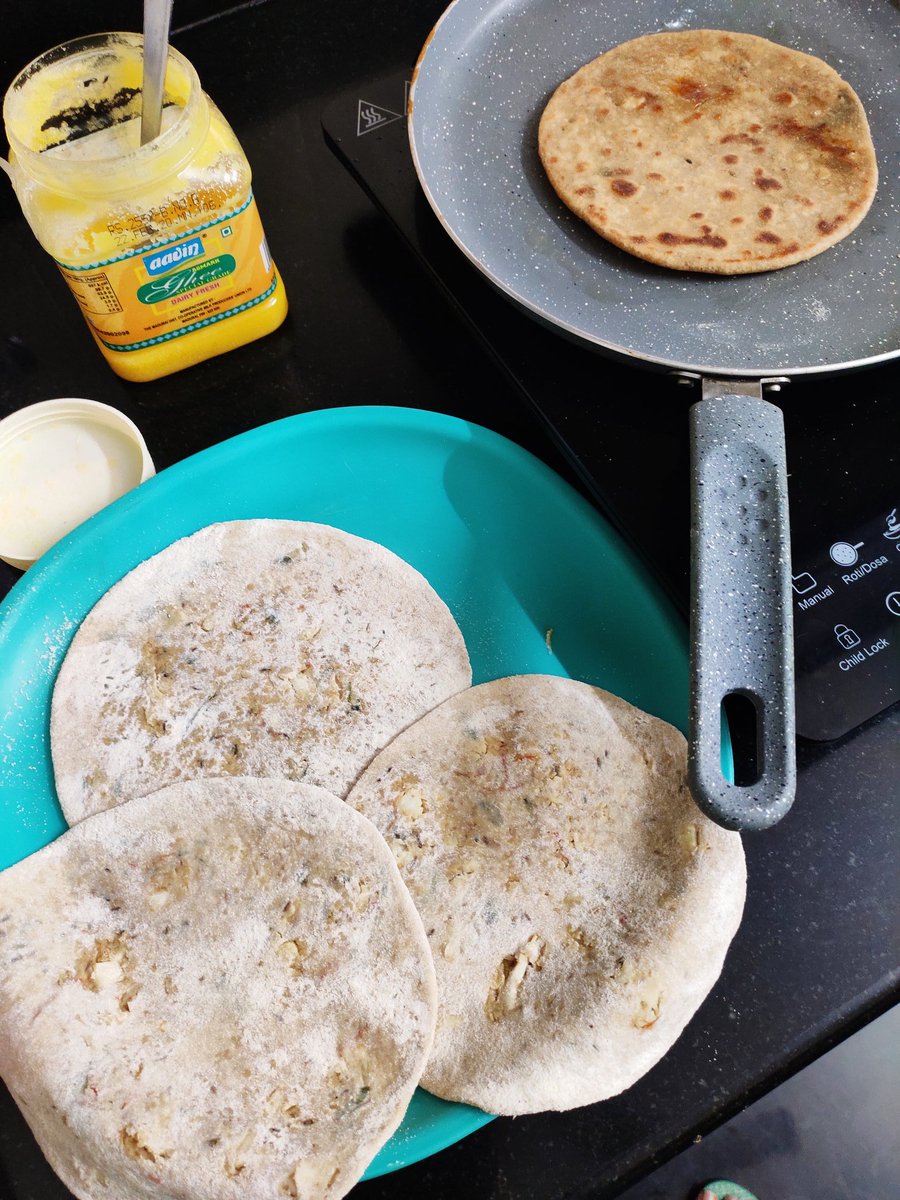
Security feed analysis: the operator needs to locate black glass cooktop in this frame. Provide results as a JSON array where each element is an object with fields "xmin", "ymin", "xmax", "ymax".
[
  {"xmin": 0, "ymin": 8, "xmax": 897, "ymax": 1198},
  {"xmin": 323, "ymin": 71, "xmax": 900, "ymax": 746}
]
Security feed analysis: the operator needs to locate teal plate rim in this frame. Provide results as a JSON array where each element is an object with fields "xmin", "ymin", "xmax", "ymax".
[{"xmin": 0, "ymin": 405, "xmax": 727, "ymax": 1178}]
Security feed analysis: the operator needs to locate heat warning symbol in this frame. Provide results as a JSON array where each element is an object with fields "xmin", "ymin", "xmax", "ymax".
[{"xmin": 357, "ymin": 99, "xmax": 403, "ymax": 136}]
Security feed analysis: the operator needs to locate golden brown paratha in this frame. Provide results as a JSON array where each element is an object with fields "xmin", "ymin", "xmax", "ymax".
[
  {"xmin": 538, "ymin": 29, "xmax": 877, "ymax": 273},
  {"xmin": 346, "ymin": 675, "xmax": 746, "ymax": 1115},
  {"xmin": 0, "ymin": 778, "xmax": 437, "ymax": 1200}
]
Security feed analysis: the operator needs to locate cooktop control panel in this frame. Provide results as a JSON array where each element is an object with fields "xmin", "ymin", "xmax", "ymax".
[{"xmin": 792, "ymin": 505, "xmax": 900, "ymax": 740}]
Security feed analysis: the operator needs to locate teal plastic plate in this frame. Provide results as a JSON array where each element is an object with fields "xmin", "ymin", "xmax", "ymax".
[{"xmin": 0, "ymin": 405, "xmax": 692, "ymax": 1177}]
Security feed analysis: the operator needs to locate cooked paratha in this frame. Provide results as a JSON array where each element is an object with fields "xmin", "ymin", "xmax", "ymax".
[
  {"xmin": 51, "ymin": 520, "xmax": 471, "ymax": 823},
  {"xmin": 0, "ymin": 778, "xmax": 437, "ymax": 1200},
  {"xmin": 346, "ymin": 675, "xmax": 746, "ymax": 1115},
  {"xmin": 538, "ymin": 29, "xmax": 878, "ymax": 273}
]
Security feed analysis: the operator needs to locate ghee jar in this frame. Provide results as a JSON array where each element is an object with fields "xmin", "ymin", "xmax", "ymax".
[{"xmin": 2, "ymin": 33, "xmax": 288, "ymax": 381}]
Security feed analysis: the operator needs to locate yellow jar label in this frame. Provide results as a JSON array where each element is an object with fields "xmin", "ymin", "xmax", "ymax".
[{"xmin": 55, "ymin": 194, "xmax": 278, "ymax": 353}]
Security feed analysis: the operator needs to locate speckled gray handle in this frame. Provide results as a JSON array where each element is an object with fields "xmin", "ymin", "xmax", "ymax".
[{"xmin": 689, "ymin": 392, "xmax": 796, "ymax": 831}]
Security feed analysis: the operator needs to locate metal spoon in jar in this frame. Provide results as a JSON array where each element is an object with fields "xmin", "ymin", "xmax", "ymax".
[{"xmin": 140, "ymin": 0, "xmax": 174, "ymax": 145}]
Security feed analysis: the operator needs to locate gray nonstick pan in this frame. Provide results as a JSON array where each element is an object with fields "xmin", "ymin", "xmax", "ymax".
[{"xmin": 408, "ymin": 0, "xmax": 899, "ymax": 832}]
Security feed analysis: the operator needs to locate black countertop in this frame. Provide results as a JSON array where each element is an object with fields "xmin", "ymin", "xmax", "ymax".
[{"xmin": 0, "ymin": 3, "xmax": 897, "ymax": 1199}]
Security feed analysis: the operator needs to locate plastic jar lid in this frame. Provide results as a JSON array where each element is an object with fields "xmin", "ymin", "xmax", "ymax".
[{"xmin": 0, "ymin": 398, "xmax": 155, "ymax": 569}]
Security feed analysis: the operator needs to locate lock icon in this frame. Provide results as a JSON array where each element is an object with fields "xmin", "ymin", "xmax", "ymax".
[{"xmin": 834, "ymin": 624, "xmax": 860, "ymax": 650}]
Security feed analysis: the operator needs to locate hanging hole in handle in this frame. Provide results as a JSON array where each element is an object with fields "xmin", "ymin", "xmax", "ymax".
[{"xmin": 721, "ymin": 690, "xmax": 762, "ymax": 786}]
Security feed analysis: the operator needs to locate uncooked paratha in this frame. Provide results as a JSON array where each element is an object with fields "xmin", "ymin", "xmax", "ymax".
[
  {"xmin": 51, "ymin": 520, "xmax": 471, "ymax": 823},
  {"xmin": 538, "ymin": 29, "xmax": 877, "ymax": 273},
  {"xmin": 0, "ymin": 777, "xmax": 437, "ymax": 1200},
  {"xmin": 346, "ymin": 675, "xmax": 746, "ymax": 1115}
]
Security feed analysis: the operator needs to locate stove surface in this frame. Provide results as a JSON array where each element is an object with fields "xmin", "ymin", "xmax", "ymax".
[
  {"xmin": 0, "ymin": 6, "xmax": 895, "ymax": 1195},
  {"xmin": 324, "ymin": 71, "xmax": 900, "ymax": 743},
  {"xmin": 321, "ymin": 67, "xmax": 899, "ymax": 1195}
]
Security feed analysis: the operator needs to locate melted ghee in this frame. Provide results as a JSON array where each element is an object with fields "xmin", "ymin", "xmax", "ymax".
[{"xmin": 3, "ymin": 33, "xmax": 287, "ymax": 381}]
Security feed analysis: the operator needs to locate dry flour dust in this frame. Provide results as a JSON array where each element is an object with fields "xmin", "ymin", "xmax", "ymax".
[
  {"xmin": 348, "ymin": 675, "xmax": 746, "ymax": 1115},
  {"xmin": 0, "ymin": 778, "xmax": 437, "ymax": 1200},
  {"xmin": 51, "ymin": 520, "xmax": 472, "ymax": 823}
]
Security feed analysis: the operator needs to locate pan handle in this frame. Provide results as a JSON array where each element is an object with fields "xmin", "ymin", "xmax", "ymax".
[{"xmin": 688, "ymin": 385, "xmax": 796, "ymax": 832}]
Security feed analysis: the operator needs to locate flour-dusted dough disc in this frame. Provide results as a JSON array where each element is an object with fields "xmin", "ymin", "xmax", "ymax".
[
  {"xmin": 0, "ymin": 778, "xmax": 437, "ymax": 1200},
  {"xmin": 347, "ymin": 675, "xmax": 746, "ymax": 1115},
  {"xmin": 51, "ymin": 520, "xmax": 471, "ymax": 823},
  {"xmin": 538, "ymin": 30, "xmax": 877, "ymax": 273}
]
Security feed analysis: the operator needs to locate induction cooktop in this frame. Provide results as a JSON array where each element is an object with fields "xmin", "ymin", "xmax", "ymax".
[{"xmin": 323, "ymin": 71, "xmax": 900, "ymax": 746}]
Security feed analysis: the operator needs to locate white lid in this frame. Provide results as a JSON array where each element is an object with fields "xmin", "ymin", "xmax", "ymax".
[{"xmin": 0, "ymin": 398, "xmax": 155, "ymax": 570}]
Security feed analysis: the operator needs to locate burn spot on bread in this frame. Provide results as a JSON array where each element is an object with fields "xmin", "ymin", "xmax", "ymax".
[
  {"xmin": 719, "ymin": 190, "xmax": 736, "ymax": 201},
  {"xmin": 722, "ymin": 154, "xmax": 739, "ymax": 164},
  {"xmin": 817, "ymin": 215, "xmax": 846, "ymax": 234},
  {"xmin": 721, "ymin": 132, "xmax": 762, "ymax": 147},
  {"xmin": 658, "ymin": 230, "xmax": 727, "ymax": 249},
  {"xmin": 671, "ymin": 77, "xmax": 736, "ymax": 105},
  {"xmin": 758, "ymin": 206, "xmax": 773, "ymax": 222},
  {"xmin": 671, "ymin": 76, "xmax": 707, "ymax": 102},
  {"xmin": 755, "ymin": 231, "xmax": 781, "ymax": 244},
  {"xmin": 763, "ymin": 241, "xmax": 800, "ymax": 257},
  {"xmin": 611, "ymin": 179, "xmax": 637, "ymax": 197},
  {"xmin": 754, "ymin": 171, "xmax": 782, "ymax": 191},
  {"xmin": 616, "ymin": 86, "xmax": 660, "ymax": 112},
  {"xmin": 772, "ymin": 116, "xmax": 855, "ymax": 165}
]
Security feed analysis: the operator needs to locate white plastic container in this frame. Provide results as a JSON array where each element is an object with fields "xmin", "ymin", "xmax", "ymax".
[{"xmin": 0, "ymin": 398, "xmax": 155, "ymax": 569}]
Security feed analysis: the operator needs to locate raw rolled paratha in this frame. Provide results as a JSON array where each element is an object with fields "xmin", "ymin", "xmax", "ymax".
[
  {"xmin": 346, "ymin": 675, "xmax": 746, "ymax": 1115},
  {"xmin": 0, "ymin": 777, "xmax": 437, "ymax": 1200},
  {"xmin": 538, "ymin": 29, "xmax": 878, "ymax": 273},
  {"xmin": 51, "ymin": 520, "xmax": 471, "ymax": 823}
]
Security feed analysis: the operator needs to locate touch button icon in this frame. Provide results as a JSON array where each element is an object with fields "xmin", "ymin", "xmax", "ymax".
[{"xmin": 834, "ymin": 624, "xmax": 861, "ymax": 649}]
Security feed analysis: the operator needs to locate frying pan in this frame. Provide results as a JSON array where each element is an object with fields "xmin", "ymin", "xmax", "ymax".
[{"xmin": 408, "ymin": 0, "xmax": 899, "ymax": 832}]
